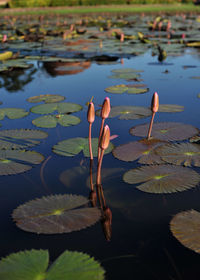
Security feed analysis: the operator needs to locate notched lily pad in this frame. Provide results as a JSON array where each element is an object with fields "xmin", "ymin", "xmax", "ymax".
[
  {"xmin": 130, "ymin": 122, "xmax": 198, "ymax": 141},
  {"xmin": 108, "ymin": 68, "xmax": 142, "ymax": 81},
  {"xmin": 53, "ymin": 137, "xmax": 114, "ymax": 158},
  {"xmin": 27, "ymin": 94, "xmax": 65, "ymax": 104},
  {"xmin": 105, "ymin": 84, "xmax": 148, "ymax": 95},
  {"xmin": 113, "ymin": 138, "xmax": 166, "ymax": 164},
  {"xmin": 0, "ymin": 108, "xmax": 29, "ymax": 120},
  {"xmin": 0, "ymin": 249, "xmax": 105, "ymax": 280},
  {"xmin": 170, "ymin": 210, "xmax": 200, "ymax": 254},
  {"xmin": 123, "ymin": 165, "xmax": 200, "ymax": 194},
  {"xmin": 155, "ymin": 142, "xmax": 200, "ymax": 167},
  {"xmin": 30, "ymin": 102, "xmax": 82, "ymax": 115},
  {"xmin": 32, "ymin": 114, "xmax": 80, "ymax": 128},
  {"xmin": 13, "ymin": 194, "xmax": 101, "ymax": 234},
  {"xmin": 0, "ymin": 129, "xmax": 48, "ymax": 149},
  {"xmin": 0, "ymin": 150, "xmax": 44, "ymax": 175}
]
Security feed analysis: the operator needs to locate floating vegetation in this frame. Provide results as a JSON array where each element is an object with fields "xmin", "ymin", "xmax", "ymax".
[
  {"xmin": 0, "ymin": 249, "xmax": 105, "ymax": 280},
  {"xmin": 158, "ymin": 104, "xmax": 184, "ymax": 113},
  {"xmin": 32, "ymin": 114, "xmax": 81, "ymax": 128},
  {"xmin": 0, "ymin": 108, "xmax": 29, "ymax": 120},
  {"xmin": 0, "ymin": 59, "xmax": 33, "ymax": 73},
  {"xmin": 123, "ymin": 165, "xmax": 200, "ymax": 194},
  {"xmin": 30, "ymin": 102, "xmax": 82, "ymax": 115},
  {"xmin": 27, "ymin": 94, "xmax": 65, "ymax": 104},
  {"xmin": 13, "ymin": 194, "xmax": 101, "ymax": 234},
  {"xmin": 0, "ymin": 129, "xmax": 48, "ymax": 149},
  {"xmin": 170, "ymin": 210, "xmax": 200, "ymax": 254},
  {"xmin": 105, "ymin": 84, "xmax": 149, "ymax": 95},
  {"xmin": 130, "ymin": 122, "xmax": 199, "ymax": 141},
  {"xmin": 108, "ymin": 68, "xmax": 142, "ymax": 81},
  {"xmin": 154, "ymin": 142, "xmax": 200, "ymax": 167},
  {"xmin": 53, "ymin": 137, "xmax": 114, "ymax": 157}
]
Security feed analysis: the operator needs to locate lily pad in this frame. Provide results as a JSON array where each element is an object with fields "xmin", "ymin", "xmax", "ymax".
[
  {"xmin": 158, "ymin": 104, "xmax": 184, "ymax": 113},
  {"xmin": 113, "ymin": 138, "xmax": 165, "ymax": 164},
  {"xmin": 105, "ymin": 85, "xmax": 149, "ymax": 95},
  {"xmin": 130, "ymin": 122, "xmax": 198, "ymax": 141},
  {"xmin": 0, "ymin": 108, "xmax": 29, "ymax": 120},
  {"xmin": 155, "ymin": 142, "xmax": 200, "ymax": 167},
  {"xmin": 0, "ymin": 249, "xmax": 105, "ymax": 280},
  {"xmin": 0, "ymin": 129, "xmax": 48, "ymax": 149},
  {"xmin": 53, "ymin": 137, "xmax": 114, "ymax": 157},
  {"xmin": 108, "ymin": 68, "xmax": 142, "ymax": 81},
  {"xmin": 32, "ymin": 114, "xmax": 80, "ymax": 128},
  {"xmin": 170, "ymin": 210, "xmax": 200, "ymax": 254},
  {"xmin": 0, "ymin": 150, "xmax": 44, "ymax": 175},
  {"xmin": 27, "ymin": 94, "xmax": 65, "ymax": 104},
  {"xmin": 13, "ymin": 194, "xmax": 101, "ymax": 234},
  {"xmin": 123, "ymin": 165, "xmax": 200, "ymax": 193},
  {"xmin": 30, "ymin": 102, "xmax": 82, "ymax": 115},
  {"xmin": 111, "ymin": 68, "xmax": 143, "ymax": 73}
]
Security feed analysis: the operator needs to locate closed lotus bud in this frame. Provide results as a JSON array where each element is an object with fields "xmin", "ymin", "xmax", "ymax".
[
  {"xmin": 103, "ymin": 206, "xmax": 112, "ymax": 225},
  {"xmin": 151, "ymin": 92, "xmax": 159, "ymax": 113},
  {"xmin": 101, "ymin": 218, "xmax": 112, "ymax": 241},
  {"xmin": 87, "ymin": 102, "xmax": 95, "ymax": 123},
  {"xmin": 101, "ymin": 97, "xmax": 110, "ymax": 119},
  {"xmin": 100, "ymin": 125, "xmax": 110, "ymax": 150}
]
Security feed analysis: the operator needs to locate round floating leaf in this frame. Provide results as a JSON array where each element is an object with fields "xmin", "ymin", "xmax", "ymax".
[
  {"xmin": 123, "ymin": 165, "xmax": 200, "ymax": 194},
  {"xmin": 0, "ymin": 249, "xmax": 105, "ymax": 280},
  {"xmin": 155, "ymin": 142, "xmax": 200, "ymax": 167},
  {"xmin": 13, "ymin": 194, "xmax": 101, "ymax": 234},
  {"xmin": 30, "ymin": 102, "xmax": 82, "ymax": 115},
  {"xmin": 32, "ymin": 114, "xmax": 80, "ymax": 128},
  {"xmin": 0, "ymin": 150, "xmax": 44, "ymax": 175},
  {"xmin": 105, "ymin": 84, "xmax": 148, "ymax": 95},
  {"xmin": 170, "ymin": 210, "xmax": 200, "ymax": 254},
  {"xmin": 96, "ymin": 106, "xmax": 151, "ymax": 120},
  {"xmin": 130, "ymin": 122, "xmax": 199, "ymax": 141},
  {"xmin": 53, "ymin": 137, "xmax": 114, "ymax": 158},
  {"xmin": 27, "ymin": 94, "xmax": 65, "ymax": 104},
  {"xmin": 113, "ymin": 139, "xmax": 165, "ymax": 164},
  {"xmin": 108, "ymin": 72, "xmax": 140, "ymax": 81},
  {"xmin": 158, "ymin": 104, "xmax": 184, "ymax": 113},
  {"xmin": 0, "ymin": 129, "xmax": 48, "ymax": 149},
  {"xmin": 111, "ymin": 68, "xmax": 143, "ymax": 73},
  {"xmin": 0, "ymin": 108, "xmax": 29, "ymax": 120}
]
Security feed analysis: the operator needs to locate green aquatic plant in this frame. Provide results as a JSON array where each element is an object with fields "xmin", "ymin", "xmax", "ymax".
[
  {"xmin": 27, "ymin": 94, "xmax": 65, "ymax": 103},
  {"xmin": 32, "ymin": 114, "xmax": 81, "ymax": 128}
]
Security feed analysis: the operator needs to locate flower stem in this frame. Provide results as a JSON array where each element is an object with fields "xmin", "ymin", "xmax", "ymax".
[
  {"xmin": 88, "ymin": 123, "xmax": 93, "ymax": 160},
  {"xmin": 97, "ymin": 149, "xmax": 104, "ymax": 186},
  {"xmin": 98, "ymin": 118, "xmax": 105, "ymax": 161},
  {"xmin": 147, "ymin": 112, "xmax": 155, "ymax": 140}
]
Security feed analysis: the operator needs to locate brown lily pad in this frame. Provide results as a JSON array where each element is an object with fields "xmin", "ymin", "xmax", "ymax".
[{"xmin": 123, "ymin": 165, "xmax": 200, "ymax": 194}]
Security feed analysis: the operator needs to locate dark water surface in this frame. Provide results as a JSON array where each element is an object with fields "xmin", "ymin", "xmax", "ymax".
[{"xmin": 1, "ymin": 14, "xmax": 200, "ymax": 279}]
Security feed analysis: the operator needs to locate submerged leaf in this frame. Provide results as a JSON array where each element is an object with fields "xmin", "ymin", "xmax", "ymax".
[
  {"xmin": 13, "ymin": 194, "xmax": 101, "ymax": 234},
  {"xmin": 32, "ymin": 114, "xmax": 80, "ymax": 128},
  {"xmin": 27, "ymin": 94, "xmax": 65, "ymax": 104},
  {"xmin": 30, "ymin": 102, "xmax": 82, "ymax": 115},
  {"xmin": 123, "ymin": 165, "xmax": 200, "ymax": 194},
  {"xmin": 155, "ymin": 142, "xmax": 200, "ymax": 167},
  {"xmin": 130, "ymin": 122, "xmax": 198, "ymax": 141},
  {"xmin": 170, "ymin": 210, "xmax": 200, "ymax": 254},
  {"xmin": 0, "ymin": 249, "xmax": 105, "ymax": 280},
  {"xmin": 0, "ymin": 129, "xmax": 48, "ymax": 149},
  {"xmin": 53, "ymin": 137, "xmax": 114, "ymax": 157}
]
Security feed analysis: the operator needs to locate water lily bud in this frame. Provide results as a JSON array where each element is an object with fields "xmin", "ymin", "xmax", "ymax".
[
  {"xmin": 87, "ymin": 102, "xmax": 95, "ymax": 124},
  {"xmin": 102, "ymin": 218, "xmax": 112, "ymax": 241},
  {"xmin": 151, "ymin": 92, "xmax": 159, "ymax": 113},
  {"xmin": 103, "ymin": 206, "xmax": 112, "ymax": 225},
  {"xmin": 89, "ymin": 190, "xmax": 97, "ymax": 207},
  {"xmin": 100, "ymin": 125, "xmax": 110, "ymax": 150},
  {"xmin": 101, "ymin": 97, "xmax": 110, "ymax": 119}
]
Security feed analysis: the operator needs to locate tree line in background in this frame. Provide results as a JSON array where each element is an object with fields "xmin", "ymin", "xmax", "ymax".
[{"xmin": 8, "ymin": 0, "xmax": 193, "ymax": 8}]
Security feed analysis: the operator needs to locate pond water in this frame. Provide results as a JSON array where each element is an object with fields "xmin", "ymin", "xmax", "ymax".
[{"xmin": 1, "ymin": 12, "xmax": 200, "ymax": 280}]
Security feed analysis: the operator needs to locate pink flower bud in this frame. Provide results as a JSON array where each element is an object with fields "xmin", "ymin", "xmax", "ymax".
[
  {"xmin": 87, "ymin": 102, "xmax": 95, "ymax": 124},
  {"xmin": 120, "ymin": 33, "xmax": 124, "ymax": 42},
  {"xmin": 100, "ymin": 125, "xmax": 110, "ymax": 150},
  {"xmin": 151, "ymin": 92, "xmax": 159, "ymax": 113},
  {"xmin": 101, "ymin": 97, "xmax": 110, "ymax": 119}
]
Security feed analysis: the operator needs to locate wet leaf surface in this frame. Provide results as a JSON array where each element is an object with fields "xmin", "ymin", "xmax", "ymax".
[
  {"xmin": 123, "ymin": 165, "xmax": 200, "ymax": 193},
  {"xmin": 32, "ymin": 114, "xmax": 81, "ymax": 128},
  {"xmin": 30, "ymin": 102, "xmax": 82, "ymax": 114},
  {"xmin": 0, "ymin": 108, "xmax": 29, "ymax": 120},
  {"xmin": 13, "ymin": 194, "xmax": 101, "ymax": 234}
]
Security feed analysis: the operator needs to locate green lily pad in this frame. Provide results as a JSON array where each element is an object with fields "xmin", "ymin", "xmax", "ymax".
[
  {"xmin": 108, "ymin": 68, "xmax": 142, "ymax": 81},
  {"xmin": 170, "ymin": 210, "xmax": 200, "ymax": 254},
  {"xmin": 105, "ymin": 84, "xmax": 148, "ymax": 95},
  {"xmin": 32, "ymin": 114, "xmax": 81, "ymax": 128},
  {"xmin": 0, "ymin": 249, "xmax": 105, "ymax": 280},
  {"xmin": 155, "ymin": 142, "xmax": 200, "ymax": 167},
  {"xmin": 130, "ymin": 122, "xmax": 198, "ymax": 141},
  {"xmin": 53, "ymin": 137, "xmax": 114, "ymax": 157},
  {"xmin": 30, "ymin": 102, "xmax": 82, "ymax": 115},
  {"xmin": 113, "ymin": 138, "xmax": 165, "ymax": 164},
  {"xmin": 0, "ymin": 108, "xmax": 29, "ymax": 120},
  {"xmin": 123, "ymin": 165, "xmax": 200, "ymax": 194},
  {"xmin": 27, "ymin": 94, "xmax": 65, "ymax": 103},
  {"xmin": 0, "ymin": 150, "xmax": 44, "ymax": 175},
  {"xmin": 111, "ymin": 68, "xmax": 144, "ymax": 73},
  {"xmin": 0, "ymin": 129, "xmax": 48, "ymax": 149},
  {"xmin": 13, "ymin": 194, "xmax": 101, "ymax": 234},
  {"xmin": 0, "ymin": 59, "xmax": 33, "ymax": 72},
  {"xmin": 158, "ymin": 104, "xmax": 184, "ymax": 113}
]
